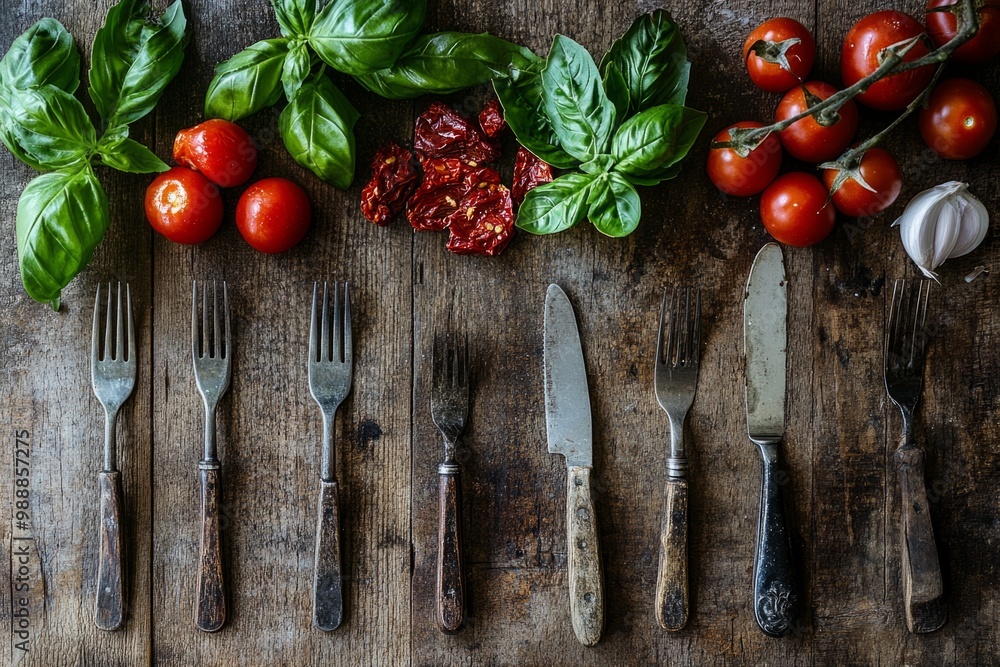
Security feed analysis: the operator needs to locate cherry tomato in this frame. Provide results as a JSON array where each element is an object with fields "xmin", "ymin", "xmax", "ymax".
[
  {"xmin": 918, "ymin": 78, "xmax": 998, "ymax": 159},
  {"xmin": 743, "ymin": 18, "xmax": 816, "ymax": 93},
  {"xmin": 236, "ymin": 178, "xmax": 312, "ymax": 254},
  {"xmin": 760, "ymin": 172, "xmax": 836, "ymax": 246},
  {"xmin": 707, "ymin": 121, "xmax": 783, "ymax": 196},
  {"xmin": 145, "ymin": 167, "xmax": 223, "ymax": 245},
  {"xmin": 841, "ymin": 11, "xmax": 935, "ymax": 111},
  {"xmin": 926, "ymin": 0, "xmax": 1000, "ymax": 64},
  {"xmin": 173, "ymin": 119, "xmax": 258, "ymax": 188},
  {"xmin": 775, "ymin": 81, "xmax": 859, "ymax": 163},
  {"xmin": 822, "ymin": 148, "xmax": 902, "ymax": 217}
]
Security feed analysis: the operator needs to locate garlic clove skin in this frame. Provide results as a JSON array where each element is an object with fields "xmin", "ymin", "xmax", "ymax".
[{"xmin": 951, "ymin": 191, "xmax": 989, "ymax": 258}]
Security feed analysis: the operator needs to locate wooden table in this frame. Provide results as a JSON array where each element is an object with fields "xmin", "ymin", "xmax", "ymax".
[{"xmin": 2, "ymin": 0, "xmax": 998, "ymax": 664}]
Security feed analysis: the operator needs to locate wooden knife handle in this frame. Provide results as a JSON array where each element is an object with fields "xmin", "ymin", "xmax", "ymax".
[
  {"xmin": 95, "ymin": 471, "xmax": 125, "ymax": 631},
  {"xmin": 752, "ymin": 442, "xmax": 799, "ymax": 637},
  {"xmin": 436, "ymin": 462, "xmax": 464, "ymax": 633},
  {"xmin": 655, "ymin": 476, "xmax": 689, "ymax": 631},
  {"xmin": 313, "ymin": 479, "xmax": 343, "ymax": 631},
  {"xmin": 196, "ymin": 463, "xmax": 226, "ymax": 632},
  {"xmin": 566, "ymin": 465, "xmax": 604, "ymax": 646},
  {"xmin": 895, "ymin": 435, "xmax": 947, "ymax": 633}
]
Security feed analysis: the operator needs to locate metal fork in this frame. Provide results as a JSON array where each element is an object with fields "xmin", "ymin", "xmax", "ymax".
[
  {"xmin": 91, "ymin": 282, "xmax": 135, "ymax": 632},
  {"xmin": 191, "ymin": 280, "xmax": 231, "ymax": 633},
  {"xmin": 308, "ymin": 282, "xmax": 353, "ymax": 631},
  {"xmin": 653, "ymin": 287, "xmax": 701, "ymax": 631},
  {"xmin": 884, "ymin": 279, "xmax": 946, "ymax": 634},
  {"xmin": 430, "ymin": 333, "xmax": 470, "ymax": 633}
]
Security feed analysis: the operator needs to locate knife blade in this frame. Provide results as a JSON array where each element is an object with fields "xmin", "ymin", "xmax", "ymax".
[
  {"xmin": 743, "ymin": 242, "xmax": 800, "ymax": 637},
  {"xmin": 543, "ymin": 284, "xmax": 604, "ymax": 647}
]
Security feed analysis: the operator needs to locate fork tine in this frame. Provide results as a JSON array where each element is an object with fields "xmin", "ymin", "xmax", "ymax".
[
  {"xmin": 126, "ymin": 284, "xmax": 134, "ymax": 365},
  {"xmin": 202, "ymin": 281, "xmax": 209, "ymax": 359},
  {"xmin": 683, "ymin": 287, "xmax": 692, "ymax": 365},
  {"xmin": 104, "ymin": 282, "xmax": 113, "ymax": 362},
  {"xmin": 213, "ymin": 280, "xmax": 221, "ymax": 359},
  {"xmin": 451, "ymin": 334, "xmax": 459, "ymax": 389},
  {"xmin": 309, "ymin": 283, "xmax": 319, "ymax": 364},
  {"xmin": 461, "ymin": 333, "xmax": 469, "ymax": 389},
  {"xmin": 115, "ymin": 282, "xmax": 124, "ymax": 362},
  {"xmin": 343, "ymin": 283, "xmax": 352, "ymax": 366},
  {"xmin": 92, "ymin": 283, "xmax": 102, "ymax": 364},
  {"xmin": 656, "ymin": 289, "xmax": 667, "ymax": 366},
  {"xmin": 321, "ymin": 282, "xmax": 330, "ymax": 363},
  {"xmin": 192, "ymin": 281, "xmax": 199, "ymax": 359},
  {"xmin": 665, "ymin": 289, "xmax": 678, "ymax": 366},
  {"xmin": 334, "ymin": 281, "xmax": 343, "ymax": 363},
  {"xmin": 223, "ymin": 281, "xmax": 230, "ymax": 360},
  {"xmin": 692, "ymin": 289, "xmax": 702, "ymax": 364}
]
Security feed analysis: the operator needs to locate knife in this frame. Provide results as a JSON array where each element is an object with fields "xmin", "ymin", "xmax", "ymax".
[
  {"xmin": 543, "ymin": 284, "xmax": 604, "ymax": 647},
  {"xmin": 744, "ymin": 243, "xmax": 800, "ymax": 637}
]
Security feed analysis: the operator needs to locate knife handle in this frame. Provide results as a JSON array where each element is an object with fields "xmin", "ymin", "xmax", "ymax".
[
  {"xmin": 313, "ymin": 479, "xmax": 344, "ymax": 631},
  {"xmin": 655, "ymin": 476, "xmax": 688, "ymax": 631},
  {"xmin": 196, "ymin": 462, "xmax": 226, "ymax": 633},
  {"xmin": 436, "ymin": 462, "xmax": 464, "ymax": 633},
  {"xmin": 566, "ymin": 465, "xmax": 604, "ymax": 646},
  {"xmin": 95, "ymin": 471, "xmax": 125, "ymax": 631},
  {"xmin": 752, "ymin": 441, "xmax": 799, "ymax": 637},
  {"xmin": 895, "ymin": 434, "xmax": 947, "ymax": 633}
]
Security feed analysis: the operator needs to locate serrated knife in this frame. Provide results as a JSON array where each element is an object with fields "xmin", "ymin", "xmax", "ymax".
[
  {"xmin": 744, "ymin": 243, "xmax": 800, "ymax": 637},
  {"xmin": 543, "ymin": 284, "xmax": 604, "ymax": 647}
]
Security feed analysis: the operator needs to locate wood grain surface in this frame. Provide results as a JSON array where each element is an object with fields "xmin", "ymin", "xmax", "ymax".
[{"xmin": 1, "ymin": 0, "xmax": 999, "ymax": 664}]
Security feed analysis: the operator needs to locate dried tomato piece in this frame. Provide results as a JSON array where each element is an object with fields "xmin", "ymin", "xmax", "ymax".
[
  {"xmin": 361, "ymin": 143, "xmax": 419, "ymax": 226},
  {"xmin": 413, "ymin": 102, "xmax": 498, "ymax": 164},
  {"xmin": 478, "ymin": 99, "xmax": 506, "ymax": 138},
  {"xmin": 446, "ymin": 183, "xmax": 515, "ymax": 256},
  {"xmin": 511, "ymin": 146, "xmax": 554, "ymax": 205},
  {"xmin": 407, "ymin": 159, "xmax": 502, "ymax": 232}
]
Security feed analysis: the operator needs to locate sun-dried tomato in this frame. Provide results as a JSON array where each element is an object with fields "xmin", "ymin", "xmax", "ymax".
[
  {"xmin": 446, "ymin": 182, "xmax": 515, "ymax": 256},
  {"xmin": 511, "ymin": 147, "xmax": 554, "ymax": 206},
  {"xmin": 407, "ymin": 159, "xmax": 502, "ymax": 232},
  {"xmin": 478, "ymin": 99, "xmax": 506, "ymax": 139},
  {"xmin": 361, "ymin": 143, "xmax": 419, "ymax": 226},
  {"xmin": 413, "ymin": 102, "xmax": 498, "ymax": 164}
]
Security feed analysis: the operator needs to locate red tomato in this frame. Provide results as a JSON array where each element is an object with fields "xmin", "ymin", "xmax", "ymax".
[
  {"xmin": 841, "ymin": 11, "xmax": 935, "ymax": 110},
  {"xmin": 173, "ymin": 119, "xmax": 258, "ymax": 188},
  {"xmin": 707, "ymin": 121, "xmax": 783, "ymax": 196},
  {"xmin": 743, "ymin": 18, "xmax": 816, "ymax": 93},
  {"xmin": 775, "ymin": 81, "xmax": 859, "ymax": 163},
  {"xmin": 236, "ymin": 178, "xmax": 312, "ymax": 254},
  {"xmin": 822, "ymin": 148, "xmax": 902, "ymax": 217},
  {"xmin": 918, "ymin": 78, "xmax": 998, "ymax": 159},
  {"xmin": 760, "ymin": 172, "xmax": 836, "ymax": 246},
  {"xmin": 145, "ymin": 167, "xmax": 223, "ymax": 245},
  {"xmin": 926, "ymin": 0, "xmax": 1000, "ymax": 64}
]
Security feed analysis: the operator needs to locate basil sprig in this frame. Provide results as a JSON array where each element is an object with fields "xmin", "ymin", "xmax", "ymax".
[
  {"xmin": 0, "ymin": 1, "xmax": 187, "ymax": 308},
  {"xmin": 498, "ymin": 11, "xmax": 707, "ymax": 238}
]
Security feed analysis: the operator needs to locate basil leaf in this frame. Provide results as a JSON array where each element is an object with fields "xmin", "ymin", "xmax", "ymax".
[
  {"xmin": 0, "ymin": 18, "xmax": 80, "ymax": 93},
  {"xmin": 493, "ymin": 61, "xmax": 577, "ymax": 170},
  {"xmin": 16, "ymin": 165, "xmax": 110, "ymax": 308},
  {"xmin": 541, "ymin": 35, "xmax": 616, "ymax": 163},
  {"xmin": 309, "ymin": 0, "xmax": 426, "ymax": 75},
  {"xmin": 272, "ymin": 0, "xmax": 317, "ymax": 37},
  {"xmin": 516, "ymin": 173, "xmax": 594, "ymax": 235},
  {"xmin": 619, "ymin": 162, "xmax": 682, "ymax": 187},
  {"xmin": 279, "ymin": 76, "xmax": 359, "ymax": 189},
  {"xmin": 587, "ymin": 172, "xmax": 640, "ymax": 237},
  {"xmin": 600, "ymin": 10, "xmax": 688, "ymax": 115},
  {"xmin": 205, "ymin": 39, "xmax": 288, "ymax": 121},
  {"xmin": 89, "ymin": 0, "xmax": 188, "ymax": 129},
  {"xmin": 282, "ymin": 41, "xmax": 312, "ymax": 99},
  {"xmin": 603, "ymin": 60, "xmax": 629, "ymax": 122},
  {"xmin": 355, "ymin": 32, "xmax": 536, "ymax": 99},
  {"xmin": 7, "ymin": 85, "xmax": 95, "ymax": 170},
  {"xmin": 96, "ymin": 130, "xmax": 168, "ymax": 173},
  {"xmin": 612, "ymin": 104, "xmax": 706, "ymax": 178}
]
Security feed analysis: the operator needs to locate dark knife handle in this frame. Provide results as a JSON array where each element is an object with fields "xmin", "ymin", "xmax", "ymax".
[
  {"xmin": 566, "ymin": 465, "xmax": 604, "ymax": 646},
  {"xmin": 314, "ymin": 479, "xmax": 344, "ymax": 631},
  {"xmin": 895, "ymin": 434, "xmax": 947, "ymax": 633},
  {"xmin": 196, "ymin": 463, "xmax": 226, "ymax": 632},
  {"xmin": 752, "ymin": 441, "xmax": 799, "ymax": 637},
  {"xmin": 655, "ymin": 476, "xmax": 689, "ymax": 631},
  {"xmin": 436, "ymin": 462, "xmax": 464, "ymax": 633},
  {"xmin": 95, "ymin": 471, "xmax": 125, "ymax": 631}
]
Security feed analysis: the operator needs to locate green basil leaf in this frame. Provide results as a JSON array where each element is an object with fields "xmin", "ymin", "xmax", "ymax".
[
  {"xmin": 205, "ymin": 39, "xmax": 288, "ymax": 121},
  {"xmin": 611, "ymin": 104, "xmax": 706, "ymax": 177},
  {"xmin": 541, "ymin": 35, "xmax": 616, "ymax": 163},
  {"xmin": 272, "ymin": 0, "xmax": 317, "ymax": 37},
  {"xmin": 279, "ymin": 75, "xmax": 359, "ymax": 189},
  {"xmin": 282, "ymin": 42, "xmax": 312, "ymax": 99},
  {"xmin": 599, "ymin": 10, "xmax": 688, "ymax": 115},
  {"xmin": 7, "ymin": 85, "xmax": 95, "ymax": 170},
  {"xmin": 355, "ymin": 32, "xmax": 537, "ymax": 99},
  {"xmin": 580, "ymin": 154, "xmax": 613, "ymax": 174},
  {"xmin": 16, "ymin": 165, "xmax": 110, "ymax": 308},
  {"xmin": 96, "ymin": 130, "xmax": 168, "ymax": 173},
  {"xmin": 0, "ymin": 18, "xmax": 81, "ymax": 93},
  {"xmin": 516, "ymin": 172, "xmax": 594, "ymax": 235},
  {"xmin": 620, "ymin": 162, "xmax": 682, "ymax": 187},
  {"xmin": 89, "ymin": 0, "xmax": 188, "ymax": 129},
  {"xmin": 309, "ymin": 0, "xmax": 426, "ymax": 75},
  {"xmin": 603, "ymin": 60, "xmax": 629, "ymax": 121},
  {"xmin": 587, "ymin": 172, "xmax": 640, "ymax": 237}
]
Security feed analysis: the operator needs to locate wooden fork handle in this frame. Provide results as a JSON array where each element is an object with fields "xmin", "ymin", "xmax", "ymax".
[
  {"xmin": 895, "ymin": 436, "xmax": 947, "ymax": 633},
  {"xmin": 436, "ymin": 462, "xmax": 465, "ymax": 633},
  {"xmin": 95, "ymin": 471, "xmax": 125, "ymax": 631},
  {"xmin": 655, "ymin": 477, "xmax": 689, "ymax": 631},
  {"xmin": 196, "ymin": 463, "xmax": 226, "ymax": 632},
  {"xmin": 752, "ymin": 441, "xmax": 799, "ymax": 637},
  {"xmin": 313, "ymin": 479, "xmax": 343, "ymax": 631},
  {"xmin": 566, "ymin": 465, "xmax": 604, "ymax": 646}
]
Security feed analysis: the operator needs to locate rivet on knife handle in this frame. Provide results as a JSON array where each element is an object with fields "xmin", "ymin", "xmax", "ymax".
[
  {"xmin": 95, "ymin": 470, "xmax": 125, "ymax": 631},
  {"xmin": 196, "ymin": 462, "xmax": 226, "ymax": 632},
  {"xmin": 566, "ymin": 465, "xmax": 603, "ymax": 646},
  {"xmin": 752, "ymin": 441, "xmax": 799, "ymax": 637},
  {"xmin": 655, "ymin": 476, "xmax": 688, "ymax": 631},
  {"xmin": 436, "ymin": 462, "xmax": 464, "ymax": 633},
  {"xmin": 313, "ymin": 479, "xmax": 343, "ymax": 631}
]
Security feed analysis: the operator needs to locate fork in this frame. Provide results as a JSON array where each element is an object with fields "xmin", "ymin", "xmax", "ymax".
[
  {"xmin": 91, "ymin": 282, "xmax": 136, "ymax": 631},
  {"xmin": 191, "ymin": 280, "xmax": 232, "ymax": 633},
  {"xmin": 884, "ymin": 279, "xmax": 947, "ymax": 634},
  {"xmin": 430, "ymin": 333, "xmax": 470, "ymax": 633},
  {"xmin": 653, "ymin": 287, "xmax": 701, "ymax": 631},
  {"xmin": 308, "ymin": 282, "xmax": 353, "ymax": 631}
]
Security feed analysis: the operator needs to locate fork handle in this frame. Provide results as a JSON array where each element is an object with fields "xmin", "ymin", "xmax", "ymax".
[
  {"xmin": 95, "ymin": 471, "xmax": 125, "ymax": 631},
  {"xmin": 655, "ymin": 476, "xmax": 688, "ymax": 631},
  {"xmin": 196, "ymin": 463, "xmax": 226, "ymax": 632},
  {"xmin": 436, "ymin": 462, "xmax": 464, "ymax": 633},
  {"xmin": 752, "ymin": 441, "xmax": 799, "ymax": 637},
  {"xmin": 895, "ymin": 436, "xmax": 947, "ymax": 633},
  {"xmin": 566, "ymin": 465, "xmax": 604, "ymax": 646},
  {"xmin": 313, "ymin": 479, "xmax": 343, "ymax": 631}
]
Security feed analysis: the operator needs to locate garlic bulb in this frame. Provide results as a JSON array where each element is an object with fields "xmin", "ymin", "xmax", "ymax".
[{"xmin": 892, "ymin": 181, "xmax": 989, "ymax": 280}]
